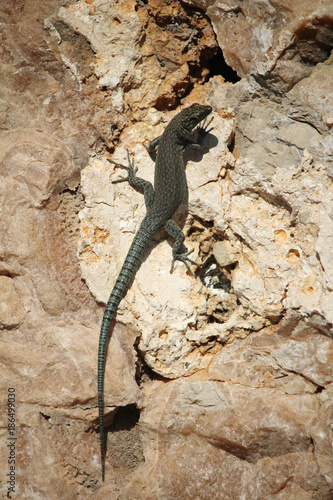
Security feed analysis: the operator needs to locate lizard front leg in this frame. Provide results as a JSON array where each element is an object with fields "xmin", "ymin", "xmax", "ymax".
[
  {"xmin": 143, "ymin": 135, "xmax": 161, "ymax": 154},
  {"xmin": 108, "ymin": 150, "xmax": 155, "ymax": 210}
]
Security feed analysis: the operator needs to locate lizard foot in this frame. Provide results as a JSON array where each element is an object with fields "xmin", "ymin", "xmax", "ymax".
[
  {"xmin": 108, "ymin": 150, "xmax": 138, "ymax": 184},
  {"xmin": 170, "ymin": 248, "xmax": 199, "ymax": 278}
]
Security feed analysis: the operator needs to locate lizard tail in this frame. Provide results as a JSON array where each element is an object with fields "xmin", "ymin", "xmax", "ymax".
[{"xmin": 97, "ymin": 224, "xmax": 154, "ymax": 481}]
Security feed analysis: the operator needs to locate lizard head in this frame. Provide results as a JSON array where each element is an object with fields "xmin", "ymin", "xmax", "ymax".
[{"xmin": 178, "ymin": 103, "xmax": 212, "ymax": 136}]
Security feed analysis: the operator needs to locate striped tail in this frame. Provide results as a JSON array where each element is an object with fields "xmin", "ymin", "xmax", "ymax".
[{"xmin": 98, "ymin": 224, "xmax": 154, "ymax": 481}]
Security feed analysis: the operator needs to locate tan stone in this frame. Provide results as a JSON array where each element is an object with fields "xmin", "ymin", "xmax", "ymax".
[
  {"xmin": 0, "ymin": 276, "xmax": 25, "ymax": 328},
  {"xmin": 184, "ymin": 1, "xmax": 332, "ymax": 83},
  {"xmin": 1, "ymin": 0, "xmax": 333, "ymax": 498},
  {"xmin": 124, "ymin": 377, "xmax": 330, "ymax": 499},
  {"xmin": 59, "ymin": 0, "xmax": 217, "ymax": 113}
]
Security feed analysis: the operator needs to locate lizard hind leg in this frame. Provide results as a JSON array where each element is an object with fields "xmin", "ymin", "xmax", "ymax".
[{"xmin": 164, "ymin": 219, "xmax": 200, "ymax": 278}]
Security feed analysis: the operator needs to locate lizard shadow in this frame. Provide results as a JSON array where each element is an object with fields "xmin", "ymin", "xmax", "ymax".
[
  {"xmin": 140, "ymin": 128, "xmax": 218, "ymax": 260},
  {"xmin": 185, "ymin": 128, "xmax": 218, "ymax": 163},
  {"xmin": 142, "ymin": 129, "xmax": 218, "ymax": 264},
  {"xmin": 183, "ymin": 128, "xmax": 218, "ymax": 191},
  {"xmin": 169, "ymin": 130, "xmax": 218, "ymax": 253}
]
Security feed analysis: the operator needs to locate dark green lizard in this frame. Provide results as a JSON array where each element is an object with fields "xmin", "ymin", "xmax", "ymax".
[{"xmin": 98, "ymin": 103, "xmax": 213, "ymax": 480}]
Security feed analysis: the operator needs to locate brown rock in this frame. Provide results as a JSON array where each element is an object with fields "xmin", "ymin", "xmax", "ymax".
[
  {"xmin": 124, "ymin": 377, "xmax": 331, "ymax": 499},
  {"xmin": 0, "ymin": 276, "xmax": 25, "ymax": 328},
  {"xmin": 185, "ymin": 0, "xmax": 332, "ymax": 88},
  {"xmin": 1, "ymin": 0, "xmax": 333, "ymax": 498}
]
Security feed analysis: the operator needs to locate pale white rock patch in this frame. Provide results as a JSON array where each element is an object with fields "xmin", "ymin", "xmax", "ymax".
[
  {"xmin": 59, "ymin": 1, "xmax": 143, "ymax": 111},
  {"xmin": 227, "ymin": 151, "xmax": 333, "ymax": 325},
  {"xmin": 78, "ymin": 110, "xmax": 236, "ymax": 377}
]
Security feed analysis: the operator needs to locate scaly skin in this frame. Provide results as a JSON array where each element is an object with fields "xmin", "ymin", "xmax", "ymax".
[{"xmin": 98, "ymin": 103, "xmax": 213, "ymax": 480}]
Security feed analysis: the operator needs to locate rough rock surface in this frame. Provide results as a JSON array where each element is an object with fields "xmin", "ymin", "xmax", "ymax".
[{"xmin": 1, "ymin": 0, "xmax": 332, "ymax": 499}]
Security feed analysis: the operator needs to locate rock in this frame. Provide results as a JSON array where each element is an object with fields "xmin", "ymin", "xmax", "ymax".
[
  {"xmin": 213, "ymin": 240, "xmax": 239, "ymax": 267},
  {"xmin": 124, "ymin": 377, "xmax": 331, "ymax": 499},
  {"xmin": 183, "ymin": 0, "xmax": 333, "ymax": 94},
  {"xmin": 0, "ymin": 276, "xmax": 25, "ymax": 328},
  {"xmin": 58, "ymin": 0, "xmax": 217, "ymax": 113},
  {"xmin": 288, "ymin": 64, "xmax": 333, "ymax": 128},
  {"xmin": 1, "ymin": 0, "xmax": 333, "ymax": 498}
]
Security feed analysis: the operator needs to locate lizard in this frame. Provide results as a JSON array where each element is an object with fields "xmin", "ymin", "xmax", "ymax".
[{"xmin": 98, "ymin": 103, "xmax": 213, "ymax": 480}]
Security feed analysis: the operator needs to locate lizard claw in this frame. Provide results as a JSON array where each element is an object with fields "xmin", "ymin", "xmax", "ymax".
[
  {"xmin": 108, "ymin": 150, "xmax": 138, "ymax": 184},
  {"xmin": 170, "ymin": 248, "xmax": 199, "ymax": 278}
]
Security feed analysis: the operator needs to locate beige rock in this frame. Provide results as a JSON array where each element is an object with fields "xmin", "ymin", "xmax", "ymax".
[
  {"xmin": 184, "ymin": 1, "xmax": 332, "ymax": 87},
  {"xmin": 123, "ymin": 377, "xmax": 331, "ymax": 499},
  {"xmin": 1, "ymin": 0, "xmax": 333, "ymax": 498},
  {"xmin": 1, "ymin": 319, "xmax": 138, "ymax": 411},
  {"xmin": 213, "ymin": 240, "xmax": 239, "ymax": 267},
  {"xmin": 0, "ymin": 318, "xmax": 139, "ymax": 497},
  {"xmin": 208, "ymin": 322, "xmax": 333, "ymax": 394},
  {"xmin": 59, "ymin": 0, "xmax": 217, "ymax": 113},
  {"xmin": 78, "ymin": 109, "xmax": 236, "ymax": 378},
  {"xmin": 0, "ymin": 276, "xmax": 25, "ymax": 328}
]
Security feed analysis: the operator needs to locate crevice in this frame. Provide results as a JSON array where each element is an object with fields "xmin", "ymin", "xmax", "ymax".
[
  {"xmin": 40, "ymin": 412, "xmax": 51, "ymax": 421},
  {"xmin": 273, "ymin": 362, "xmax": 321, "ymax": 390},
  {"xmin": 134, "ymin": 340, "xmax": 171, "ymax": 385},
  {"xmin": 208, "ymin": 426, "xmax": 311, "ymax": 463},
  {"xmin": 107, "ymin": 404, "xmax": 140, "ymax": 433},
  {"xmin": 200, "ymin": 255, "xmax": 232, "ymax": 293},
  {"xmin": 207, "ymin": 46, "xmax": 240, "ymax": 83},
  {"xmin": 106, "ymin": 404, "xmax": 144, "ymax": 474}
]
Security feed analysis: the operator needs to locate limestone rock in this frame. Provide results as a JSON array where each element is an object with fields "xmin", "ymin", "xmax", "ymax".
[
  {"xmin": 213, "ymin": 240, "xmax": 240, "ymax": 267},
  {"xmin": 0, "ymin": 276, "xmax": 25, "ymax": 328},
  {"xmin": 59, "ymin": 0, "xmax": 217, "ymax": 113},
  {"xmin": 78, "ymin": 109, "xmax": 235, "ymax": 378},
  {"xmin": 1, "ymin": 0, "xmax": 333, "ymax": 498},
  {"xmin": 124, "ymin": 377, "xmax": 332, "ymax": 499},
  {"xmin": 184, "ymin": 1, "xmax": 333, "ymax": 89}
]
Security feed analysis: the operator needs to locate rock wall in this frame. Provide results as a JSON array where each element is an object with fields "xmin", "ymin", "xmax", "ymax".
[{"xmin": 1, "ymin": 0, "xmax": 332, "ymax": 499}]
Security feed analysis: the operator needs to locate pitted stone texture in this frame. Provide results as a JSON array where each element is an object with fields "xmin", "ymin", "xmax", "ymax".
[{"xmin": 79, "ymin": 108, "xmax": 235, "ymax": 378}]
